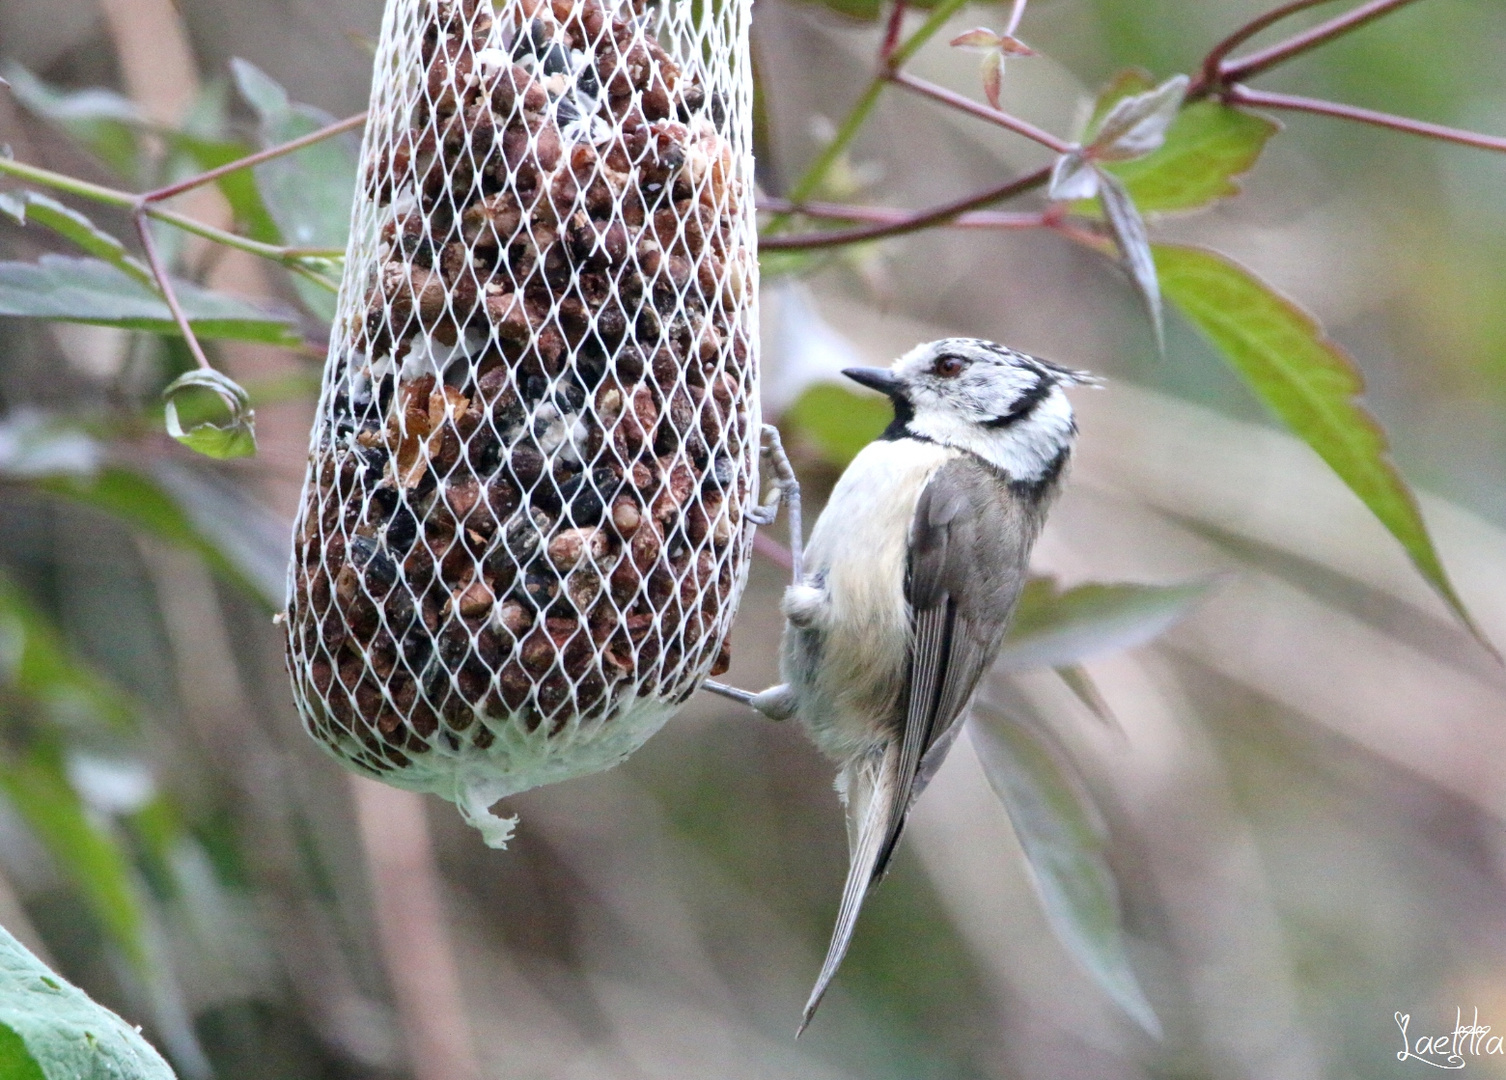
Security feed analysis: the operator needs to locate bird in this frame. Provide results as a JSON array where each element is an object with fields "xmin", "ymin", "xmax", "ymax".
[{"xmin": 742, "ymin": 337, "xmax": 1097, "ymax": 1032}]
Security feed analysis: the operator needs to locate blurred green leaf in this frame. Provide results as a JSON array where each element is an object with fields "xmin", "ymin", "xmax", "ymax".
[
  {"xmin": 967, "ymin": 702, "xmax": 1160, "ymax": 1037},
  {"xmin": 0, "ymin": 411, "xmax": 100, "ymax": 480},
  {"xmin": 0, "ymin": 255, "xmax": 301, "ymax": 344},
  {"xmin": 999, "ymin": 576, "xmax": 1209, "ymax": 670},
  {"xmin": 0, "ymin": 1022, "xmax": 49, "ymax": 1080},
  {"xmin": 0, "ymin": 926, "xmax": 176, "ymax": 1080},
  {"xmin": 232, "ymin": 59, "xmax": 357, "ymax": 321},
  {"xmin": 1, "ymin": 66, "xmax": 143, "ymax": 182},
  {"xmin": 35, "ymin": 464, "xmax": 286, "ymax": 609},
  {"xmin": 758, "ymin": 248, "xmax": 821, "ymax": 280},
  {"xmin": 1155, "ymin": 243, "xmax": 1486, "ymax": 644},
  {"xmin": 782, "ymin": 382, "xmax": 891, "ymax": 465},
  {"xmin": 162, "ymin": 370, "xmax": 257, "ymax": 460},
  {"xmin": 0, "ymin": 191, "xmax": 153, "ymax": 287},
  {"xmin": 1053, "ymin": 664, "xmax": 1120, "ymax": 731},
  {"xmin": 0, "ymin": 749, "xmax": 147, "ymax": 969},
  {"xmin": 0, "ymin": 575, "xmax": 134, "ymax": 731}
]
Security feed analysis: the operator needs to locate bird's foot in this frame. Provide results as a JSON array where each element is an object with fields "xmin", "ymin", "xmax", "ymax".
[
  {"xmin": 746, "ymin": 424, "xmax": 805, "ymax": 584},
  {"xmin": 701, "ymin": 680, "xmax": 798, "ymax": 722}
]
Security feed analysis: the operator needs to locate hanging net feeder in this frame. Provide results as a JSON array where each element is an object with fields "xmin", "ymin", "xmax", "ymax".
[{"xmin": 284, "ymin": 0, "xmax": 760, "ymax": 846}]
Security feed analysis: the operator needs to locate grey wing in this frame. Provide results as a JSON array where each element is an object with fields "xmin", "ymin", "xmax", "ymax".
[{"xmin": 871, "ymin": 458, "xmax": 1037, "ymax": 880}]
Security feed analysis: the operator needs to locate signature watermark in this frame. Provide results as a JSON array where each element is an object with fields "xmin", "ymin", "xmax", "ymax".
[{"xmin": 1397, "ymin": 1009, "xmax": 1506, "ymax": 1069}]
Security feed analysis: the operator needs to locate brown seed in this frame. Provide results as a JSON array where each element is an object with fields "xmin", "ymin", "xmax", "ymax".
[
  {"xmin": 611, "ymin": 496, "xmax": 642, "ymax": 536},
  {"xmin": 495, "ymin": 600, "xmax": 534, "ymax": 636},
  {"xmin": 455, "ymin": 579, "xmax": 494, "ymax": 618},
  {"xmin": 547, "ymin": 527, "xmax": 608, "ymax": 571}
]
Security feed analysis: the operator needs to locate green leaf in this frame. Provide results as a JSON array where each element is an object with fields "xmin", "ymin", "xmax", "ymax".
[
  {"xmin": 1000, "ymin": 576, "xmax": 1209, "ymax": 671},
  {"xmin": 232, "ymin": 59, "xmax": 357, "ymax": 321},
  {"xmin": 0, "ymin": 255, "xmax": 301, "ymax": 345},
  {"xmin": 36, "ymin": 465, "xmax": 285, "ymax": 608},
  {"xmin": 0, "ymin": 1022, "xmax": 48, "ymax": 1080},
  {"xmin": 1106, "ymin": 104, "xmax": 1279, "ymax": 214},
  {"xmin": 1154, "ymin": 243, "xmax": 1487, "ymax": 644},
  {"xmin": 0, "ymin": 751, "xmax": 147, "ymax": 968},
  {"xmin": 0, "ymin": 191, "xmax": 154, "ymax": 287},
  {"xmin": 968, "ymin": 700, "xmax": 1159, "ymax": 1036},
  {"xmin": 0, "ymin": 925, "xmax": 176, "ymax": 1080},
  {"xmin": 1075, "ymin": 70, "xmax": 1277, "ymax": 215},
  {"xmin": 781, "ymin": 382, "xmax": 891, "ymax": 465},
  {"xmin": 162, "ymin": 369, "xmax": 257, "ymax": 460},
  {"xmin": 0, "ymin": 574, "xmax": 135, "ymax": 731},
  {"xmin": 0, "ymin": 66, "xmax": 143, "ymax": 182}
]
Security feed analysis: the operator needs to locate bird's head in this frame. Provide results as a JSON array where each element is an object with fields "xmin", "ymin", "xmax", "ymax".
[{"xmin": 843, "ymin": 338, "xmax": 1100, "ymax": 484}]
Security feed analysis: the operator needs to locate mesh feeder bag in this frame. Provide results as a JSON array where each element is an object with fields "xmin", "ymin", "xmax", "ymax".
[{"xmin": 285, "ymin": 0, "xmax": 760, "ymax": 846}]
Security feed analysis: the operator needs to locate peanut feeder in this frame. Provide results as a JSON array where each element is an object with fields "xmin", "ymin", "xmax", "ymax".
[{"xmin": 284, "ymin": 0, "xmax": 759, "ymax": 845}]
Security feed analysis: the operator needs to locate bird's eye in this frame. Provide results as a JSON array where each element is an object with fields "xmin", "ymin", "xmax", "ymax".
[{"xmin": 934, "ymin": 355, "xmax": 967, "ymax": 378}]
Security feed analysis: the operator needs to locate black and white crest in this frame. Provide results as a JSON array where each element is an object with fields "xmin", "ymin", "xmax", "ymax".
[{"xmin": 850, "ymin": 337, "xmax": 1099, "ymax": 484}]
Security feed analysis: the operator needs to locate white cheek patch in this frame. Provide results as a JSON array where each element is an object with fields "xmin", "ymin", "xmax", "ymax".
[{"xmin": 909, "ymin": 386, "xmax": 1075, "ymax": 481}]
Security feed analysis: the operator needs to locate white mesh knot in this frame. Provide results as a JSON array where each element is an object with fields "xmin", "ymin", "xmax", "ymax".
[{"xmin": 285, "ymin": 0, "xmax": 759, "ymax": 828}]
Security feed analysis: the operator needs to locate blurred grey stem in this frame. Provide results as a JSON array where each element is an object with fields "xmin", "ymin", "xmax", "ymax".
[{"xmin": 352, "ymin": 778, "xmax": 482, "ymax": 1080}]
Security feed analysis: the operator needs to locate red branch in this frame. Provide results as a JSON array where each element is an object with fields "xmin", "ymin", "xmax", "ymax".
[
  {"xmin": 1229, "ymin": 86, "xmax": 1506, "ymax": 153},
  {"xmin": 1195, "ymin": 0, "xmax": 1346, "ymax": 92},
  {"xmin": 760, "ymin": 164, "xmax": 1053, "ymax": 251},
  {"xmin": 886, "ymin": 70, "xmax": 1073, "ymax": 154},
  {"xmin": 133, "ymin": 209, "xmax": 214, "ymax": 373},
  {"xmin": 141, "ymin": 112, "xmax": 368, "ymax": 205},
  {"xmin": 1194, "ymin": 0, "xmax": 1428, "ymax": 96},
  {"xmin": 759, "ymin": 196, "xmax": 1047, "ymax": 231}
]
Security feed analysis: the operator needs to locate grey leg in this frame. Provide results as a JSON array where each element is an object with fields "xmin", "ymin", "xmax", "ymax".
[{"xmin": 746, "ymin": 423, "xmax": 804, "ymax": 584}]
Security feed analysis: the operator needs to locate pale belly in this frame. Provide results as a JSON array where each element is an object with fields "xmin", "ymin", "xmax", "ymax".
[{"xmin": 780, "ymin": 438, "xmax": 956, "ymax": 763}]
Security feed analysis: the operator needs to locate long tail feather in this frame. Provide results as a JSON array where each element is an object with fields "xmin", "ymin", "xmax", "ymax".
[{"xmin": 799, "ymin": 749, "xmax": 898, "ymax": 1035}]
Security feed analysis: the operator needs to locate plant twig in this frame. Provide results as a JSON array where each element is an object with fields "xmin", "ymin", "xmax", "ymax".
[
  {"xmin": 759, "ymin": 195, "xmax": 1047, "ymax": 230},
  {"xmin": 781, "ymin": 0, "xmax": 972, "ymax": 208},
  {"xmin": 1194, "ymin": 0, "xmax": 1346, "ymax": 93},
  {"xmin": 0, "ymin": 155, "xmax": 345, "ymax": 264},
  {"xmin": 1005, "ymin": 0, "xmax": 1030, "ymax": 36},
  {"xmin": 886, "ymin": 70, "xmax": 1072, "ymax": 154},
  {"xmin": 133, "ymin": 209, "xmax": 213, "ymax": 372},
  {"xmin": 1215, "ymin": 0, "xmax": 1428, "ymax": 87},
  {"xmin": 754, "ymin": 532, "xmax": 794, "ymax": 572},
  {"xmin": 142, "ymin": 112, "xmax": 367, "ymax": 204},
  {"xmin": 1228, "ymin": 85, "xmax": 1506, "ymax": 152},
  {"xmin": 879, "ymin": 1, "xmax": 907, "ymax": 62},
  {"xmin": 761, "ymin": 164, "xmax": 1053, "ymax": 250}
]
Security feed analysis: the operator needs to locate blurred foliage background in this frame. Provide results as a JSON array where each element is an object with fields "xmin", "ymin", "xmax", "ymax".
[{"xmin": 3, "ymin": 0, "xmax": 1506, "ymax": 1077}]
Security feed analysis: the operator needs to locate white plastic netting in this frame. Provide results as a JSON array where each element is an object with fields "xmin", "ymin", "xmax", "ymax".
[{"xmin": 284, "ymin": 0, "xmax": 759, "ymax": 844}]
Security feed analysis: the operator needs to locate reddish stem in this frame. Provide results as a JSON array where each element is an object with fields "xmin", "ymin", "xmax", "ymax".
[
  {"xmin": 754, "ymin": 533, "xmax": 794, "ymax": 572},
  {"xmin": 887, "ymin": 70, "xmax": 1073, "ymax": 154},
  {"xmin": 141, "ymin": 112, "xmax": 367, "ymax": 205},
  {"xmin": 1005, "ymin": 0, "xmax": 1029, "ymax": 36},
  {"xmin": 880, "ymin": 1, "xmax": 907, "ymax": 64},
  {"xmin": 760, "ymin": 164, "xmax": 1053, "ymax": 251},
  {"xmin": 1229, "ymin": 85, "xmax": 1506, "ymax": 152},
  {"xmin": 1193, "ymin": 0, "xmax": 1345, "ymax": 94},
  {"xmin": 134, "ymin": 208, "xmax": 214, "ymax": 373},
  {"xmin": 759, "ymin": 196, "xmax": 1046, "ymax": 230},
  {"xmin": 1216, "ymin": 0, "xmax": 1427, "ymax": 87}
]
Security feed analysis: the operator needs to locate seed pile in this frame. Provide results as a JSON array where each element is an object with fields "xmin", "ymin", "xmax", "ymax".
[{"xmin": 285, "ymin": 0, "xmax": 757, "ymax": 785}]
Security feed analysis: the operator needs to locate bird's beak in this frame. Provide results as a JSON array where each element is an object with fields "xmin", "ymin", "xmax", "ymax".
[{"xmin": 842, "ymin": 367, "xmax": 905, "ymax": 398}]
